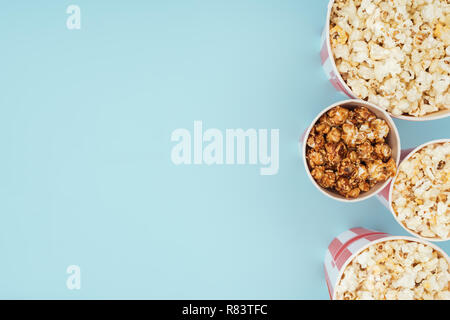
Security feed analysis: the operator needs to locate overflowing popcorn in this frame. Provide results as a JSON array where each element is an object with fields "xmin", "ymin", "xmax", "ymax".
[
  {"xmin": 329, "ymin": 0, "xmax": 450, "ymax": 117},
  {"xmin": 391, "ymin": 142, "xmax": 450, "ymax": 240},
  {"xmin": 306, "ymin": 105, "xmax": 396, "ymax": 198},
  {"xmin": 335, "ymin": 239, "xmax": 450, "ymax": 300}
]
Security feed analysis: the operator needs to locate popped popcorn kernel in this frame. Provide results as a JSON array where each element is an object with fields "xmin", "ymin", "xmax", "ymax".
[{"xmin": 330, "ymin": 25, "xmax": 349, "ymax": 46}]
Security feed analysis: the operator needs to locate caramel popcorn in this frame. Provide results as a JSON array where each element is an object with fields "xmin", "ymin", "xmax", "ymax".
[
  {"xmin": 335, "ymin": 239, "xmax": 449, "ymax": 300},
  {"xmin": 391, "ymin": 142, "xmax": 450, "ymax": 240},
  {"xmin": 330, "ymin": 0, "xmax": 450, "ymax": 118},
  {"xmin": 306, "ymin": 105, "xmax": 397, "ymax": 198},
  {"xmin": 374, "ymin": 142, "xmax": 392, "ymax": 161}
]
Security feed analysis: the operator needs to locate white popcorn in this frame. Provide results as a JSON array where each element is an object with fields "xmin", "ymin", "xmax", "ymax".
[
  {"xmin": 391, "ymin": 142, "xmax": 450, "ymax": 240},
  {"xmin": 391, "ymin": 99, "xmax": 411, "ymax": 116},
  {"xmin": 393, "ymin": 272, "xmax": 416, "ymax": 289},
  {"xmin": 355, "ymin": 250, "xmax": 374, "ymax": 268},
  {"xmin": 416, "ymin": 70, "xmax": 433, "ymax": 92},
  {"xmin": 397, "ymin": 289, "xmax": 415, "ymax": 300},
  {"xmin": 380, "ymin": 77, "xmax": 400, "ymax": 96},
  {"xmin": 433, "ymin": 74, "xmax": 449, "ymax": 95},
  {"xmin": 421, "ymin": 4, "xmax": 440, "ymax": 23},
  {"xmin": 357, "ymin": 65, "xmax": 375, "ymax": 80},
  {"xmin": 406, "ymin": 216, "xmax": 422, "ymax": 230},
  {"xmin": 333, "ymin": 44, "xmax": 350, "ymax": 61},
  {"xmin": 374, "ymin": 59, "xmax": 402, "ymax": 82},
  {"xmin": 360, "ymin": 0, "xmax": 376, "ymax": 16},
  {"xmin": 347, "ymin": 78, "xmax": 369, "ymax": 98},
  {"xmin": 335, "ymin": 239, "xmax": 449, "ymax": 300},
  {"xmin": 369, "ymin": 43, "xmax": 390, "ymax": 60},
  {"xmin": 349, "ymin": 29, "xmax": 363, "ymax": 42},
  {"xmin": 350, "ymin": 41, "xmax": 369, "ymax": 64},
  {"xmin": 407, "ymin": 86, "xmax": 422, "ymax": 103},
  {"xmin": 330, "ymin": 0, "xmax": 450, "ymax": 117}
]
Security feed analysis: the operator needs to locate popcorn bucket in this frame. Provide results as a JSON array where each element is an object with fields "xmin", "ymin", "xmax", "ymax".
[
  {"xmin": 301, "ymin": 99, "xmax": 401, "ymax": 202},
  {"xmin": 321, "ymin": 0, "xmax": 450, "ymax": 122},
  {"xmin": 378, "ymin": 139, "xmax": 450, "ymax": 242},
  {"xmin": 324, "ymin": 227, "xmax": 450, "ymax": 300}
]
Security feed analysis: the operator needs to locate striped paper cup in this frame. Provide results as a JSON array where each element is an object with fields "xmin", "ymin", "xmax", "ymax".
[
  {"xmin": 324, "ymin": 227, "xmax": 450, "ymax": 300},
  {"xmin": 380, "ymin": 139, "xmax": 450, "ymax": 242},
  {"xmin": 321, "ymin": 0, "xmax": 450, "ymax": 121},
  {"xmin": 301, "ymin": 99, "xmax": 401, "ymax": 202}
]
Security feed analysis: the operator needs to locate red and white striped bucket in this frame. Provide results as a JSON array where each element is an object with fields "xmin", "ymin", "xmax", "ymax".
[{"xmin": 324, "ymin": 227, "xmax": 449, "ymax": 300}]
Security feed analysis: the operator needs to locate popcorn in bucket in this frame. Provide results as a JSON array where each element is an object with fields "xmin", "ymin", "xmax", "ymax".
[
  {"xmin": 300, "ymin": 99, "xmax": 400, "ymax": 202},
  {"xmin": 325, "ymin": 227, "xmax": 450, "ymax": 300},
  {"xmin": 321, "ymin": 0, "xmax": 450, "ymax": 121},
  {"xmin": 379, "ymin": 140, "xmax": 450, "ymax": 242}
]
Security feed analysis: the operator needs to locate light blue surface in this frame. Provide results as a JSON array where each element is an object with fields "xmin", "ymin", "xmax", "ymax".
[{"xmin": 0, "ymin": 0, "xmax": 448, "ymax": 299}]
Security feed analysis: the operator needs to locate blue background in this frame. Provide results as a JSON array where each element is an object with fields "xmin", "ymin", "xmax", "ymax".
[{"xmin": 0, "ymin": 0, "xmax": 448, "ymax": 299}]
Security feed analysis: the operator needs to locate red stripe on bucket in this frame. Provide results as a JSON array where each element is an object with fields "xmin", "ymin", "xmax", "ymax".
[
  {"xmin": 335, "ymin": 248, "xmax": 352, "ymax": 270},
  {"xmin": 320, "ymin": 41, "xmax": 329, "ymax": 65},
  {"xmin": 329, "ymin": 238, "xmax": 343, "ymax": 260},
  {"xmin": 324, "ymin": 265, "xmax": 334, "ymax": 299},
  {"xmin": 350, "ymin": 227, "xmax": 372, "ymax": 235},
  {"xmin": 365, "ymin": 233, "xmax": 390, "ymax": 241}
]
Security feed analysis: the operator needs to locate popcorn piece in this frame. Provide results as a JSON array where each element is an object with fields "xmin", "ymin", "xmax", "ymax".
[
  {"xmin": 337, "ymin": 158, "xmax": 356, "ymax": 177},
  {"xmin": 353, "ymin": 106, "xmax": 377, "ymax": 123},
  {"xmin": 330, "ymin": 25, "xmax": 349, "ymax": 46},
  {"xmin": 315, "ymin": 123, "xmax": 331, "ymax": 135},
  {"xmin": 310, "ymin": 165, "xmax": 325, "ymax": 182},
  {"xmin": 327, "ymin": 106, "xmax": 350, "ymax": 126},
  {"xmin": 391, "ymin": 142, "xmax": 450, "ymax": 240},
  {"xmin": 374, "ymin": 142, "xmax": 392, "ymax": 161},
  {"xmin": 326, "ymin": 127, "xmax": 342, "ymax": 143},
  {"xmin": 336, "ymin": 176, "xmax": 353, "ymax": 196},
  {"xmin": 347, "ymin": 187, "xmax": 361, "ymax": 198},
  {"xmin": 307, "ymin": 132, "xmax": 325, "ymax": 150},
  {"xmin": 367, "ymin": 159, "xmax": 388, "ymax": 182},
  {"xmin": 342, "ymin": 123, "xmax": 359, "ymax": 147},
  {"xmin": 325, "ymin": 142, "xmax": 348, "ymax": 169},
  {"xmin": 370, "ymin": 119, "xmax": 389, "ymax": 142},
  {"xmin": 359, "ymin": 181, "xmax": 370, "ymax": 192},
  {"xmin": 369, "ymin": 42, "xmax": 390, "ymax": 60},
  {"xmin": 307, "ymin": 149, "xmax": 326, "ymax": 168},
  {"xmin": 335, "ymin": 239, "xmax": 450, "ymax": 300},
  {"xmin": 321, "ymin": 170, "xmax": 338, "ymax": 189},
  {"xmin": 357, "ymin": 141, "xmax": 374, "ymax": 161},
  {"xmin": 330, "ymin": 0, "xmax": 450, "ymax": 117},
  {"xmin": 353, "ymin": 163, "xmax": 369, "ymax": 181}
]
